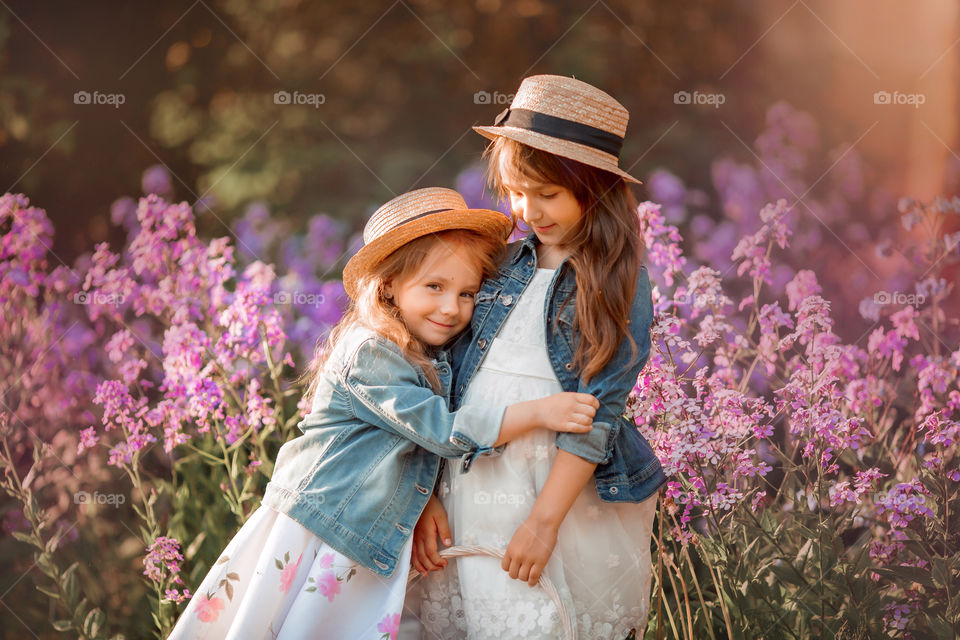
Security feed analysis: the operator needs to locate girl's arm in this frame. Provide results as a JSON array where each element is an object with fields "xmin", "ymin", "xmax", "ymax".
[
  {"xmin": 501, "ymin": 450, "xmax": 597, "ymax": 586},
  {"xmin": 342, "ymin": 337, "xmax": 596, "ymax": 464},
  {"xmin": 554, "ymin": 267, "xmax": 654, "ymax": 463}
]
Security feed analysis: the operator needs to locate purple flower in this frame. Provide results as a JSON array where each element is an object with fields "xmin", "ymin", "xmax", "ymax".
[
  {"xmin": 143, "ymin": 536, "xmax": 184, "ymax": 583},
  {"xmin": 141, "ymin": 165, "xmax": 173, "ymax": 197}
]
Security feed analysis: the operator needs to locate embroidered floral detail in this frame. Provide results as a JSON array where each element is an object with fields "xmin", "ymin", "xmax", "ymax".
[
  {"xmin": 377, "ymin": 612, "xmax": 401, "ymax": 639},
  {"xmin": 276, "ymin": 551, "xmax": 303, "ymax": 594},
  {"xmin": 194, "ymin": 594, "xmax": 225, "ymax": 623}
]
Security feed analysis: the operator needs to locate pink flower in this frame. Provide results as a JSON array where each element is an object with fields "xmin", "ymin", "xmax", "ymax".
[
  {"xmin": 194, "ymin": 594, "xmax": 225, "ymax": 623},
  {"xmin": 785, "ymin": 269, "xmax": 820, "ymax": 311},
  {"xmin": 143, "ymin": 536, "xmax": 183, "ymax": 583},
  {"xmin": 318, "ymin": 552, "xmax": 334, "ymax": 569},
  {"xmin": 377, "ymin": 612, "xmax": 401, "ymax": 639},
  {"xmin": 279, "ymin": 552, "xmax": 303, "ymax": 594},
  {"xmin": 316, "ymin": 570, "xmax": 340, "ymax": 602}
]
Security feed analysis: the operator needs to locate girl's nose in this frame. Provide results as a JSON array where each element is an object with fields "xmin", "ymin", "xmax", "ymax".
[{"xmin": 439, "ymin": 294, "xmax": 458, "ymax": 316}]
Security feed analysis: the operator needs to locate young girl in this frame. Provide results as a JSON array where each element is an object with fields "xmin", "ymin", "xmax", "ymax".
[
  {"xmin": 166, "ymin": 187, "xmax": 601, "ymax": 640},
  {"xmin": 414, "ymin": 77, "xmax": 667, "ymax": 639}
]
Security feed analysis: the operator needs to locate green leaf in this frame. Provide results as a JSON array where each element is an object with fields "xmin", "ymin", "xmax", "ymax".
[
  {"xmin": 274, "ymin": 559, "xmax": 283, "ymax": 570},
  {"xmin": 62, "ymin": 568, "xmax": 78, "ymax": 605},
  {"xmin": 925, "ymin": 612, "xmax": 957, "ymax": 640},
  {"xmin": 84, "ymin": 608, "xmax": 105, "ymax": 637},
  {"xmin": 36, "ymin": 584, "xmax": 60, "ymax": 600},
  {"xmin": 11, "ymin": 530, "xmax": 37, "ymax": 546},
  {"xmin": 52, "ymin": 619, "xmax": 73, "ymax": 632}
]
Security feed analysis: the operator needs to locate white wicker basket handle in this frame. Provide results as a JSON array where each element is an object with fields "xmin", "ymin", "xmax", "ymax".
[{"xmin": 406, "ymin": 544, "xmax": 576, "ymax": 640}]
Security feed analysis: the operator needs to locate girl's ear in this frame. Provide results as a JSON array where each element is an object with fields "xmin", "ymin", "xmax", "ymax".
[{"xmin": 383, "ymin": 281, "xmax": 394, "ymax": 300}]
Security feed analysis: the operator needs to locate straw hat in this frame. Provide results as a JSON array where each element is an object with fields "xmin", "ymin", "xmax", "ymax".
[
  {"xmin": 474, "ymin": 75, "xmax": 641, "ymax": 184},
  {"xmin": 342, "ymin": 187, "xmax": 511, "ymax": 300}
]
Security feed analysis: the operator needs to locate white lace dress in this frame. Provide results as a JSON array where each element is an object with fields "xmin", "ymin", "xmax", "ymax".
[{"xmin": 416, "ymin": 268, "xmax": 658, "ymax": 640}]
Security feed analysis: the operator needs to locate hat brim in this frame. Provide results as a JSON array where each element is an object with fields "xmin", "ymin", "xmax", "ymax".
[
  {"xmin": 342, "ymin": 208, "xmax": 512, "ymax": 300},
  {"xmin": 473, "ymin": 125, "xmax": 642, "ymax": 184}
]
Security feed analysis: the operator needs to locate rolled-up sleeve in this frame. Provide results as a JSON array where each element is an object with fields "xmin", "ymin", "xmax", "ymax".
[
  {"xmin": 342, "ymin": 338, "xmax": 506, "ymax": 466},
  {"xmin": 555, "ymin": 269, "xmax": 654, "ymax": 464}
]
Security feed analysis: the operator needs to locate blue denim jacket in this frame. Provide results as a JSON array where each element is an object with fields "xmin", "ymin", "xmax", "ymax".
[
  {"xmin": 262, "ymin": 325, "xmax": 504, "ymax": 577},
  {"xmin": 450, "ymin": 233, "xmax": 666, "ymax": 503}
]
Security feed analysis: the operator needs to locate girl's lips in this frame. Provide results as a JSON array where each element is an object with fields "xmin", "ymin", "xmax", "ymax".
[
  {"xmin": 535, "ymin": 224, "xmax": 555, "ymax": 232},
  {"xmin": 428, "ymin": 319, "xmax": 454, "ymax": 329}
]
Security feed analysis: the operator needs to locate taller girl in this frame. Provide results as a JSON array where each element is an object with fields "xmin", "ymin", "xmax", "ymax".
[{"xmin": 416, "ymin": 76, "xmax": 666, "ymax": 639}]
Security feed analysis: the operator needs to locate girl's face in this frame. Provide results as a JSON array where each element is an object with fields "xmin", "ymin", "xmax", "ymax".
[
  {"xmin": 499, "ymin": 156, "xmax": 583, "ymax": 253},
  {"xmin": 385, "ymin": 242, "xmax": 482, "ymax": 346}
]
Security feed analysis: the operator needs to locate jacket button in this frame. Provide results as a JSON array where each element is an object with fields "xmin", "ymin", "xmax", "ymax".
[
  {"xmin": 527, "ymin": 259, "xmax": 534, "ymax": 267},
  {"xmin": 500, "ymin": 294, "xmax": 513, "ymax": 306},
  {"xmin": 414, "ymin": 484, "xmax": 430, "ymax": 495},
  {"xmin": 610, "ymin": 486, "xmax": 619, "ymax": 494},
  {"xmin": 458, "ymin": 384, "xmax": 464, "ymax": 394},
  {"xmin": 478, "ymin": 339, "xmax": 487, "ymax": 350},
  {"xmin": 395, "ymin": 523, "xmax": 411, "ymax": 534},
  {"xmin": 565, "ymin": 362, "xmax": 574, "ymax": 371}
]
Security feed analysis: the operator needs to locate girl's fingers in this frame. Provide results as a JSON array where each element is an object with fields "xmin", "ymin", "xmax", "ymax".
[
  {"xmin": 436, "ymin": 513, "xmax": 453, "ymax": 548},
  {"xmin": 412, "ymin": 554, "xmax": 426, "ymax": 576},
  {"xmin": 517, "ymin": 563, "xmax": 530, "ymax": 583},
  {"xmin": 426, "ymin": 536, "xmax": 443, "ymax": 567},
  {"xmin": 528, "ymin": 565, "xmax": 541, "ymax": 587}
]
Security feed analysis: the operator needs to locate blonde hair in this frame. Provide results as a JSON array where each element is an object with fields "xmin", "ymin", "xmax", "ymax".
[
  {"xmin": 484, "ymin": 136, "xmax": 644, "ymax": 382},
  {"xmin": 299, "ymin": 229, "xmax": 504, "ymax": 403}
]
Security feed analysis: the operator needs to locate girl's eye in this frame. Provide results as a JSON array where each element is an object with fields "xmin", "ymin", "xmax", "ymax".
[
  {"xmin": 541, "ymin": 192, "xmax": 558, "ymax": 199},
  {"xmin": 426, "ymin": 283, "xmax": 441, "ymax": 291},
  {"xmin": 461, "ymin": 292, "xmax": 476, "ymax": 299}
]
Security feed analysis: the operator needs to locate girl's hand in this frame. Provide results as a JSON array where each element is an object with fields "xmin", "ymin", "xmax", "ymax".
[
  {"xmin": 535, "ymin": 392, "xmax": 599, "ymax": 433},
  {"xmin": 502, "ymin": 516, "xmax": 559, "ymax": 587},
  {"xmin": 411, "ymin": 494, "xmax": 452, "ymax": 577}
]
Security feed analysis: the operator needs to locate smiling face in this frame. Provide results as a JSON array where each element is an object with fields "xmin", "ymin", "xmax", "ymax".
[
  {"xmin": 498, "ymin": 153, "xmax": 584, "ymax": 262},
  {"xmin": 385, "ymin": 242, "xmax": 483, "ymax": 346}
]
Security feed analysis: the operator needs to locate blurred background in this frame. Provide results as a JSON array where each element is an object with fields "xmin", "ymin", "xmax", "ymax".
[{"xmin": 3, "ymin": 0, "xmax": 958, "ymax": 261}]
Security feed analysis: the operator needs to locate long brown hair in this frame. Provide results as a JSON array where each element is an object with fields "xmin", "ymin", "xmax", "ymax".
[
  {"xmin": 299, "ymin": 229, "xmax": 504, "ymax": 403},
  {"xmin": 484, "ymin": 136, "xmax": 644, "ymax": 382}
]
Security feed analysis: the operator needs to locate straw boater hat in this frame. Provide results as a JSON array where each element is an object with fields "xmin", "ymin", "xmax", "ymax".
[
  {"xmin": 342, "ymin": 187, "xmax": 511, "ymax": 300},
  {"xmin": 474, "ymin": 75, "xmax": 641, "ymax": 184}
]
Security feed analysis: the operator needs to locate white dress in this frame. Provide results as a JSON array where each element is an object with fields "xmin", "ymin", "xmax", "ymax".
[
  {"xmin": 168, "ymin": 506, "xmax": 414, "ymax": 640},
  {"xmin": 417, "ymin": 268, "xmax": 658, "ymax": 640}
]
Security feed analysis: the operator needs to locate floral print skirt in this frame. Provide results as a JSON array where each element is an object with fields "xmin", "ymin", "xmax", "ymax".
[{"xmin": 167, "ymin": 506, "xmax": 413, "ymax": 640}]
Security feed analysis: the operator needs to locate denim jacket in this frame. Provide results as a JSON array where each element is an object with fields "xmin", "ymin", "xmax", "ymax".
[
  {"xmin": 262, "ymin": 325, "xmax": 504, "ymax": 577},
  {"xmin": 450, "ymin": 233, "xmax": 666, "ymax": 503}
]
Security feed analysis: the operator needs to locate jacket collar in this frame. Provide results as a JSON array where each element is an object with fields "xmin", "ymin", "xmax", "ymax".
[
  {"xmin": 511, "ymin": 232, "xmax": 540, "ymax": 265},
  {"xmin": 511, "ymin": 233, "xmax": 575, "ymax": 275}
]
